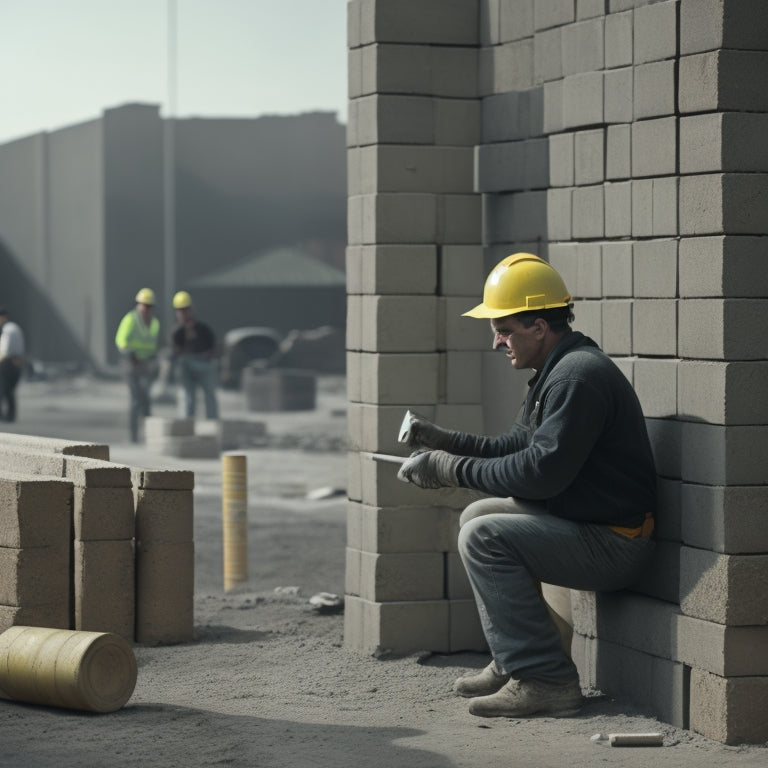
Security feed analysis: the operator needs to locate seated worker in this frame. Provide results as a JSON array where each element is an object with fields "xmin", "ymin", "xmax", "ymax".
[{"xmin": 397, "ymin": 253, "xmax": 656, "ymax": 719}]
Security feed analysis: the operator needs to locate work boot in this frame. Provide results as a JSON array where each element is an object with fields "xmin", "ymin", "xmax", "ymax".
[
  {"xmin": 468, "ymin": 673, "xmax": 582, "ymax": 718},
  {"xmin": 453, "ymin": 660, "xmax": 510, "ymax": 698}
]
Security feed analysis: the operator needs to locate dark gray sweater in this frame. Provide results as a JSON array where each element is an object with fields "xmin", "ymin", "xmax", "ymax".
[{"xmin": 453, "ymin": 331, "xmax": 656, "ymax": 529}]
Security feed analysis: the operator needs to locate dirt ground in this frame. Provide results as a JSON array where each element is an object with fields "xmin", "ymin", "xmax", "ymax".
[{"xmin": 0, "ymin": 374, "xmax": 766, "ymax": 767}]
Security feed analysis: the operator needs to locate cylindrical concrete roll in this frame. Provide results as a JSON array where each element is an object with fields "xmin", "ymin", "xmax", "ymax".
[
  {"xmin": 222, "ymin": 453, "xmax": 248, "ymax": 591},
  {"xmin": 0, "ymin": 626, "xmax": 137, "ymax": 713}
]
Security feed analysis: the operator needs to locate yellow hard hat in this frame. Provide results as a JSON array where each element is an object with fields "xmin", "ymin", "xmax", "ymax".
[
  {"xmin": 172, "ymin": 290, "xmax": 192, "ymax": 310},
  {"xmin": 135, "ymin": 287, "xmax": 156, "ymax": 306},
  {"xmin": 462, "ymin": 253, "xmax": 571, "ymax": 319}
]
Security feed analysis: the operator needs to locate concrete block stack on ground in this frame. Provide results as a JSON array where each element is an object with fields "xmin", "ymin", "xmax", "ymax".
[
  {"xmin": 346, "ymin": 0, "xmax": 768, "ymax": 745},
  {"xmin": 0, "ymin": 433, "xmax": 195, "ymax": 646}
]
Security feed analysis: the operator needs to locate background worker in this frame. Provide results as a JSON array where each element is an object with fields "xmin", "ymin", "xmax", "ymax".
[
  {"xmin": 115, "ymin": 288, "xmax": 160, "ymax": 442},
  {"xmin": 0, "ymin": 308, "xmax": 25, "ymax": 422},
  {"xmin": 170, "ymin": 290, "xmax": 219, "ymax": 420},
  {"xmin": 397, "ymin": 253, "xmax": 657, "ymax": 720}
]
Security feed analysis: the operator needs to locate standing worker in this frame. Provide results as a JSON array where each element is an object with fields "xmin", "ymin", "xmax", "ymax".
[
  {"xmin": 397, "ymin": 253, "xmax": 656, "ymax": 719},
  {"xmin": 0, "ymin": 308, "xmax": 25, "ymax": 422},
  {"xmin": 170, "ymin": 290, "xmax": 219, "ymax": 420},
  {"xmin": 115, "ymin": 288, "xmax": 160, "ymax": 443}
]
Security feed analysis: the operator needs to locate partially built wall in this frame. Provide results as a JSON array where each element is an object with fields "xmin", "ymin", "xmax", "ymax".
[{"xmin": 344, "ymin": 0, "xmax": 768, "ymax": 745}]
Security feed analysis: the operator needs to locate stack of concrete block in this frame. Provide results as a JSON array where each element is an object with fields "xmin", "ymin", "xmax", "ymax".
[
  {"xmin": 345, "ymin": 0, "xmax": 768, "ymax": 745},
  {"xmin": 0, "ymin": 472, "xmax": 72, "ymax": 633},
  {"xmin": 133, "ymin": 468, "xmax": 195, "ymax": 645},
  {"xmin": 241, "ymin": 367, "xmax": 317, "ymax": 412},
  {"xmin": 144, "ymin": 416, "xmax": 220, "ymax": 458}
]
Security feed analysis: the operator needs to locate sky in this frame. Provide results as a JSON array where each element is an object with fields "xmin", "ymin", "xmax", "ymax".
[{"xmin": 0, "ymin": 0, "xmax": 349, "ymax": 145}]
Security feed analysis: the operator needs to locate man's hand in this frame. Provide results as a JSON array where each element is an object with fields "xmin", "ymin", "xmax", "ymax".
[
  {"xmin": 401, "ymin": 412, "xmax": 456, "ymax": 451},
  {"xmin": 397, "ymin": 450, "xmax": 461, "ymax": 489}
]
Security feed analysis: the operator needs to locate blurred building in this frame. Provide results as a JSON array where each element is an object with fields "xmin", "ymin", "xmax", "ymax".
[{"xmin": 0, "ymin": 103, "xmax": 346, "ymax": 368}]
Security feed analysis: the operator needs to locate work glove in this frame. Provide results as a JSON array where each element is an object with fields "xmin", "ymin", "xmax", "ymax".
[
  {"xmin": 397, "ymin": 450, "xmax": 461, "ymax": 489},
  {"xmin": 400, "ymin": 411, "xmax": 457, "ymax": 452}
]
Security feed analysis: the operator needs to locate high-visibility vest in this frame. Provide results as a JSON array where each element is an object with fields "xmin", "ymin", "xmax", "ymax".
[{"xmin": 115, "ymin": 309, "xmax": 159, "ymax": 360}]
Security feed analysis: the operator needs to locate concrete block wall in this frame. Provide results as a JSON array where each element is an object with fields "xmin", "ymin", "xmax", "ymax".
[
  {"xmin": 345, "ymin": 0, "xmax": 768, "ymax": 744},
  {"xmin": 0, "ymin": 434, "xmax": 194, "ymax": 645}
]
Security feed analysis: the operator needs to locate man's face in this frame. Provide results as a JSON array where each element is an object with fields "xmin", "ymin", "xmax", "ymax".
[
  {"xmin": 137, "ymin": 303, "xmax": 153, "ymax": 322},
  {"xmin": 490, "ymin": 315, "xmax": 544, "ymax": 370}
]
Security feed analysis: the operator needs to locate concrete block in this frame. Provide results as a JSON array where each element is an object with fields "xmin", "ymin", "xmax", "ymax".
[
  {"xmin": 144, "ymin": 417, "xmax": 194, "ymax": 438},
  {"xmin": 444, "ymin": 351, "xmax": 483, "ymax": 403},
  {"xmin": 371, "ymin": 44, "xmax": 478, "ymax": 99},
  {"xmin": 605, "ymin": 10, "xmax": 632, "ymax": 68},
  {"xmin": 440, "ymin": 194, "xmax": 483, "ymax": 245},
  {"xmin": 485, "ymin": 190, "xmax": 547, "ymax": 243},
  {"xmin": 633, "ymin": 358, "xmax": 678, "ymax": 419},
  {"xmin": 131, "ymin": 468, "xmax": 195, "ymax": 491},
  {"xmin": 542, "ymin": 79, "xmax": 564, "ymax": 135},
  {"xmin": 679, "ymin": 298, "xmax": 768, "ymax": 361},
  {"xmin": 533, "ymin": 26, "xmax": 562, "ymax": 84},
  {"xmin": 243, "ymin": 369, "xmax": 316, "ymax": 412},
  {"xmin": 0, "ymin": 475, "xmax": 71, "ymax": 548},
  {"xmin": 601, "ymin": 300, "xmax": 632, "ymax": 356},
  {"xmin": 361, "ymin": 0, "xmax": 479, "ymax": 45},
  {"xmin": 347, "ymin": 295, "xmax": 363, "ymax": 352},
  {"xmin": 145, "ymin": 435, "xmax": 220, "ymax": 459},
  {"xmin": 571, "ymin": 300, "xmax": 602, "ymax": 345},
  {"xmin": 630, "ymin": 540, "xmax": 680, "ymax": 605},
  {"xmin": 345, "ymin": 546, "xmax": 361, "ymax": 596},
  {"xmin": 445, "ymin": 552, "xmax": 472, "ymax": 600},
  {"xmin": 634, "ymin": 60, "xmax": 675, "ymax": 119},
  {"xmin": 604, "ymin": 180, "xmax": 632, "ymax": 237},
  {"xmin": 679, "ymin": 236, "xmax": 768, "ymax": 298},
  {"xmin": 547, "ymin": 242, "xmax": 578, "ymax": 294},
  {"xmin": 433, "ymin": 404, "xmax": 484, "ymax": 436},
  {"xmin": 631, "ymin": 117, "xmax": 677, "ymax": 177},
  {"xmin": 562, "ymin": 17, "xmax": 604, "ymax": 76},
  {"xmin": 574, "ymin": 129, "xmax": 603, "ymax": 186},
  {"xmin": 562, "ymin": 72, "xmax": 604, "ymax": 129},
  {"xmin": 682, "ymin": 483, "xmax": 768, "ymax": 555},
  {"xmin": 63, "ymin": 457, "xmax": 132, "ymax": 489},
  {"xmin": 481, "ymin": 39, "xmax": 535, "ymax": 95},
  {"xmin": 440, "ymin": 245, "xmax": 485, "ymax": 297},
  {"xmin": 546, "ymin": 187, "xmax": 572, "ymax": 241},
  {"xmin": 656, "ymin": 476, "xmax": 682, "ymax": 542},
  {"xmin": 0, "ymin": 603, "xmax": 69, "ymax": 634},
  {"xmin": 359, "ymin": 352, "xmax": 440, "ymax": 405},
  {"xmin": 679, "ymin": 614, "xmax": 768, "ymax": 677},
  {"xmin": 612, "ymin": 356, "xmax": 634, "ymax": 387},
  {"xmin": 679, "ymin": 361, "xmax": 768, "ymax": 426},
  {"xmin": 0, "ymin": 433, "xmax": 109, "ymax": 461},
  {"xmin": 450, "ymin": 599, "xmax": 487, "ymax": 652},
  {"xmin": 604, "ymin": 67, "xmax": 633, "ymax": 124},
  {"xmin": 634, "ymin": 0, "xmax": 677, "ymax": 64},
  {"xmin": 359, "ymin": 551, "xmax": 444, "ymax": 602},
  {"xmin": 0, "ymin": 446, "xmax": 65, "ymax": 479},
  {"xmin": 441, "ymin": 296, "xmax": 493, "ymax": 351},
  {"xmin": 480, "ymin": 0, "xmax": 501, "ymax": 45},
  {"xmin": 135, "ymin": 540, "xmax": 194, "ymax": 645},
  {"xmin": 682, "ymin": 421, "xmax": 768, "ymax": 485},
  {"xmin": 134, "ymin": 489, "xmax": 193, "ymax": 544},
  {"xmin": 74, "ymin": 539, "xmax": 134, "ymax": 642},
  {"xmin": 631, "ymin": 178, "xmax": 653, "ymax": 237},
  {"xmin": 652, "ymin": 176, "xmax": 678, "ymax": 237},
  {"xmin": 681, "ymin": 113, "xmax": 768, "ymax": 174},
  {"xmin": 575, "ymin": 242, "xmax": 602, "ymax": 298},
  {"xmin": 356, "ymin": 502, "xmax": 458, "ymax": 554},
  {"xmin": 343, "ymin": 595, "xmax": 451, "ymax": 654},
  {"xmin": 483, "ymin": 90, "xmax": 537, "ymax": 143},
  {"xmin": 548, "ymin": 132, "xmax": 574, "ymax": 187},
  {"xmin": 434, "ymin": 98, "xmax": 482, "ymax": 146},
  {"xmin": 681, "ymin": 0, "xmax": 768, "ymax": 54},
  {"xmin": 347, "ymin": 451, "xmax": 362, "ymax": 502},
  {"xmin": 680, "ymin": 546, "xmax": 768, "ymax": 625},
  {"xmin": 571, "ymin": 185, "xmax": 604, "ymax": 239},
  {"xmin": 682, "ymin": 173, "xmax": 768, "ymax": 236},
  {"xmin": 592, "ymin": 636, "xmax": 688, "ymax": 728},
  {"xmin": 690, "ymin": 669, "xmax": 768, "ymax": 745},
  {"xmin": 500, "ymin": 0, "xmax": 534, "ymax": 42},
  {"xmin": 475, "ymin": 139, "xmax": 548, "ymax": 193},
  {"xmin": 633, "ymin": 239, "xmax": 677, "ymax": 298},
  {"xmin": 646, "ymin": 417, "xmax": 682, "ymax": 479},
  {"xmin": 74, "ymin": 486, "xmax": 134, "ymax": 542},
  {"xmin": 369, "ymin": 192, "xmax": 438, "ymax": 243},
  {"xmin": 576, "ymin": 0, "xmax": 603, "ymax": 20},
  {"xmin": 373, "ymin": 145, "xmax": 474, "ymax": 194},
  {"xmin": 570, "ymin": 632, "xmax": 596, "ymax": 687},
  {"xmin": 347, "ymin": 402, "xmax": 363, "ymax": 451},
  {"xmin": 680, "ymin": 50, "xmax": 768, "ymax": 114},
  {"xmin": 632, "ymin": 299, "xmax": 677, "ymax": 356},
  {"xmin": 346, "ymin": 500, "xmax": 362, "ymax": 551},
  {"xmin": 361, "ymin": 295, "xmax": 438, "ymax": 353},
  {"xmin": 0, "ymin": 544, "xmax": 68, "ymax": 606},
  {"xmin": 534, "ymin": 0, "xmax": 575, "ymax": 31},
  {"xmin": 606, "ymin": 124, "xmax": 631, "ymax": 180},
  {"xmin": 358, "ymin": 244, "xmax": 436, "ymax": 295}
]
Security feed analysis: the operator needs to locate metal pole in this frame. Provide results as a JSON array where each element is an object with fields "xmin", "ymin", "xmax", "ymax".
[
  {"xmin": 222, "ymin": 454, "xmax": 248, "ymax": 591},
  {"xmin": 163, "ymin": 0, "xmax": 177, "ymax": 332}
]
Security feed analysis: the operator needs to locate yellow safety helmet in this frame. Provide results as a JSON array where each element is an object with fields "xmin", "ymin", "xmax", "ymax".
[
  {"xmin": 172, "ymin": 290, "xmax": 192, "ymax": 310},
  {"xmin": 462, "ymin": 253, "xmax": 571, "ymax": 319},
  {"xmin": 135, "ymin": 287, "xmax": 156, "ymax": 306}
]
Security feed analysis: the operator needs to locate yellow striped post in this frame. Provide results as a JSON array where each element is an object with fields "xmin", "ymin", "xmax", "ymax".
[{"xmin": 222, "ymin": 454, "xmax": 248, "ymax": 591}]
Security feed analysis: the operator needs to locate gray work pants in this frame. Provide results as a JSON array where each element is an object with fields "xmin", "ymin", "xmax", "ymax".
[{"xmin": 457, "ymin": 497, "xmax": 655, "ymax": 683}]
